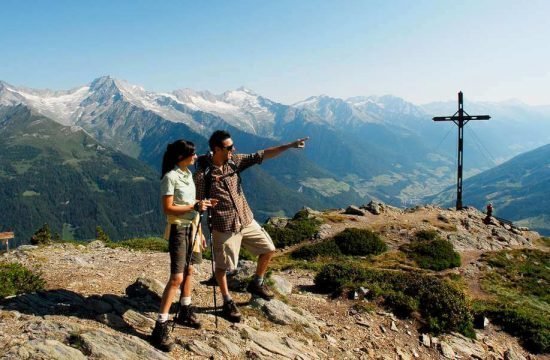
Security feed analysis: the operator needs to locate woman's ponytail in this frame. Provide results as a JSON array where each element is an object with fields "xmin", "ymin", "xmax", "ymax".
[{"xmin": 160, "ymin": 140, "xmax": 196, "ymax": 179}]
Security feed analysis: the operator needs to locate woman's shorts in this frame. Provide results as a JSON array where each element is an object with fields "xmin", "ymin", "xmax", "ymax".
[{"xmin": 168, "ymin": 224, "xmax": 202, "ymax": 274}]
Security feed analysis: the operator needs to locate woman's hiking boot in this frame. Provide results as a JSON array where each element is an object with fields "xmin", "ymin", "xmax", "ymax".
[
  {"xmin": 150, "ymin": 320, "xmax": 174, "ymax": 352},
  {"xmin": 222, "ymin": 300, "xmax": 242, "ymax": 323},
  {"xmin": 174, "ymin": 304, "xmax": 201, "ymax": 329}
]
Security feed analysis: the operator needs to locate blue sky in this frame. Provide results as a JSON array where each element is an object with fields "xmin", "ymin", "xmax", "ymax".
[{"xmin": 1, "ymin": 0, "xmax": 549, "ymax": 105}]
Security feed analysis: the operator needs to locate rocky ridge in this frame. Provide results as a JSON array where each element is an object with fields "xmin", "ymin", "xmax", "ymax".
[{"xmin": 0, "ymin": 204, "xmax": 546, "ymax": 359}]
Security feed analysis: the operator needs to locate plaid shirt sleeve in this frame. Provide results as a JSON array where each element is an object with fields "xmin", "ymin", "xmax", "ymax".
[
  {"xmin": 234, "ymin": 151, "xmax": 264, "ymax": 173},
  {"xmin": 193, "ymin": 169, "xmax": 206, "ymax": 200}
]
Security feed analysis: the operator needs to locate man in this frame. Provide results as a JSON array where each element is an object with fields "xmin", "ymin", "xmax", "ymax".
[{"xmin": 194, "ymin": 130, "xmax": 308, "ymax": 322}]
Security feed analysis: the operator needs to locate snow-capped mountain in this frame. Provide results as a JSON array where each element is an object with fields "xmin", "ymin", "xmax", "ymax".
[{"xmin": 293, "ymin": 95, "xmax": 380, "ymax": 126}]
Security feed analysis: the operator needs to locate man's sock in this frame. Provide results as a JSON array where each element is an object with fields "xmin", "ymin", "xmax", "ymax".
[
  {"xmin": 252, "ymin": 274, "xmax": 264, "ymax": 286},
  {"xmin": 223, "ymin": 294, "xmax": 233, "ymax": 303},
  {"xmin": 157, "ymin": 313, "xmax": 169, "ymax": 323},
  {"xmin": 180, "ymin": 296, "xmax": 191, "ymax": 306}
]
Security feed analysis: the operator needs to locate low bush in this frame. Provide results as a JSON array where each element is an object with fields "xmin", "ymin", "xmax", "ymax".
[
  {"xmin": 0, "ymin": 262, "xmax": 45, "ymax": 299},
  {"xmin": 107, "ymin": 237, "xmax": 168, "ymax": 252},
  {"xmin": 264, "ymin": 218, "xmax": 321, "ymax": 248},
  {"xmin": 314, "ymin": 263, "xmax": 474, "ymax": 336},
  {"xmin": 415, "ymin": 229, "xmax": 439, "ymax": 241},
  {"xmin": 30, "ymin": 223, "xmax": 51, "ymax": 245},
  {"xmin": 333, "ymin": 228, "xmax": 387, "ymax": 256},
  {"xmin": 406, "ymin": 238, "xmax": 461, "ymax": 271},
  {"xmin": 290, "ymin": 240, "xmax": 342, "ymax": 260}
]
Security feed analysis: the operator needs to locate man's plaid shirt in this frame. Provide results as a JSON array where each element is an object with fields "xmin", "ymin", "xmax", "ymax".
[{"xmin": 193, "ymin": 151, "xmax": 264, "ymax": 233}]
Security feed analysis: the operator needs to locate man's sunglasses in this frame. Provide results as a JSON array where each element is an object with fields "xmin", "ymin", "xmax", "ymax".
[{"xmin": 222, "ymin": 144, "xmax": 235, "ymax": 151}]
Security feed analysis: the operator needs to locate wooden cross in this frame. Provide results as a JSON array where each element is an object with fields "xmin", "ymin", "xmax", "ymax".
[{"xmin": 433, "ymin": 92, "xmax": 491, "ymax": 210}]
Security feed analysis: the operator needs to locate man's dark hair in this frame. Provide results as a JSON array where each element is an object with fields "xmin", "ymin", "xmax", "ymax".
[{"xmin": 209, "ymin": 130, "xmax": 231, "ymax": 152}]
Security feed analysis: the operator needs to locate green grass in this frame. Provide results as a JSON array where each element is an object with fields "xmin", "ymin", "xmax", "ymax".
[
  {"xmin": 0, "ymin": 262, "xmax": 45, "ymax": 299},
  {"xmin": 477, "ymin": 249, "xmax": 549, "ymax": 353},
  {"xmin": 106, "ymin": 237, "xmax": 169, "ymax": 252}
]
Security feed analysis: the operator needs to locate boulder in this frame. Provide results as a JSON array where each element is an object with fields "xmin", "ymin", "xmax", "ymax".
[
  {"xmin": 293, "ymin": 207, "xmax": 322, "ymax": 220},
  {"xmin": 440, "ymin": 342, "xmax": 455, "ymax": 359},
  {"xmin": 226, "ymin": 260, "xmax": 257, "ymax": 291},
  {"xmin": 6, "ymin": 339, "xmax": 87, "ymax": 360},
  {"xmin": 265, "ymin": 217, "xmax": 289, "ymax": 229},
  {"xmin": 250, "ymin": 298, "xmax": 321, "ymax": 336},
  {"xmin": 77, "ymin": 328, "xmax": 170, "ymax": 360},
  {"xmin": 362, "ymin": 200, "xmax": 384, "ymax": 215},
  {"xmin": 269, "ymin": 274, "xmax": 293, "ymax": 296},
  {"xmin": 344, "ymin": 205, "xmax": 365, "ymax": 216},
  {"xmin": 122, "ymin": 309, "xmax": 156, "ymax": 330}
]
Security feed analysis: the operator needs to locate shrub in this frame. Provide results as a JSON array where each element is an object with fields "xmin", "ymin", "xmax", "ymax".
[
  {"xmin": 290, "ymin": 240, "xmax": 342, "ymax": 260},
  {"xmin": 407, "ymin": 238, "xmax": 461, "ymax": 271},
  {"xmin": 264, "ymin": 218, "xmax": 321, "ymax": 248},
  {"xmin": 314, "ymin": 263, "xmax": 474, "ymax": 336},
  {"xmin": 314, "ymin": 263, "xmax": 367, "ymax": 292},
  {"xmin": 415, "ymin": 229, "xmax": 439, "ymax": 241},
  {"xmin": 96, "ymin": 226, "xmax": 111, "ymax": 243},
  {"xmin": 0, "ymin": 262, "xmax": 45, "ymax": 298},
  {"xmin": 107, "ymin": 237, "xmax": 168, "ymax": 252},
  {"xmin": 333, "ymin": 228, "xmax": 387, "ymax": 256},
  {"xmin": 30, "ymin": 223, "xmax": 51, "ymax": 245}
]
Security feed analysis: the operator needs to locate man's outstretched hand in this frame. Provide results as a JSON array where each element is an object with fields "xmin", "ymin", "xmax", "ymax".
[{"xmin": 292, "ymin": 137, "xmax": 309, "ymax": 149}]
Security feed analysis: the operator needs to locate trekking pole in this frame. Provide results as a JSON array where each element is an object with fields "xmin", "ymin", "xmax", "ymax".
[
  {"xmin": 207, "ymin": 207, "xmax": 218, "ymax": 328},
  {"xmin": 172, "ymin": 211, "xmax": 203, "ymax": 331}
]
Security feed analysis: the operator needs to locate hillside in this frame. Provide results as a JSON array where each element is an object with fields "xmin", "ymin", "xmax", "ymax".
[
  {"xmin": 1, "ymin": 204, "xmax": 547, "ymax": 359},
  {"xmin": 429, "ymin": 143, "xmax": 550, "ymax": 236},
  {"xmin": 0, "ymin": 105, "xmax": 164, "ymax": 244}
]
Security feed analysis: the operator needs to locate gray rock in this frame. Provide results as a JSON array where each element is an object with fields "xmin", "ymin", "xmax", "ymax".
[
  {"xmin": 125, "ymin": 277, "xmax": 171, "ymax": 302},
  {"xmin": 293, "ymin": 207, "xmax": 322, "ymax": 220},
  {"xmin": 6, "ymin": 339, "xmax": 87, "ymax": 360},
  {"xmin": 344, "ymin": 205, "xmax": 365, "ymax": 216},
  {"xmin": 23, "ymin": 320, "xmax": 84, "ymax": 342},
  {"xmin": 270, "ymin": 274, "xmax": 293, "ymax": 296},
  {"xmin": 504, "ymin": 348, "xmax": 526, "ymax": 360},
  {"xmin": 209, "ymin": 335, "xmax": 242, "ymax": 357},
  {"xmin": 96, "ymin": 312, "xmax": 128, "ymax": 329},
  {"xmin": 250, "ymin": 298, "xmax": 321, "ymax": 336},
  {"xmin": 445, "ymin": 333, "xmax": 486, "ymax": 359},
  {"xmin": 440, "ymin": 342, "xmax": 455, "ymax": 359},
  {"xmin": 185, "ymin": 339, "xmax": 217, "ymax": 357},
  {"xmin": 86, "ymin": 295, "xmax": 113, "ymax": 314},
  {"xmin": 266, "ymin": 217, "xmax": 289, "ymax": 229},
  {"xmin": 396, "ymin": 348, "xmax": 412, "ymax": 360},
  {"xmin": 122, "ymin": 309, "xmax": 156, "ymax": 330},
  {"xmin": 87, "ymin": 240, "xmax": 105, "ymax": 249},
  {"xmin": 362, "ymin": 200, "xmax": 383, "ymax": 215},
  {"xmin": 17, "ymin": 245, "xmax": 39, "ymax": 251},
  {"xmin": 100, "ymin": 294, "xmax": 128, "ymax": 315},
  {"xmin": 227, "ymin": 260, "xmax": 257, "ymax": 291},
  {"xmin": 78, "ymin": 328, "xmax": 170, "ymax": 360},
  {"xmin": 420, "ymin": 334, "xmax": 431, "ymax": 347},
  {"xmin": 239, "ymin": 324, "xmax": 317, "ymax": 359},
  {"xmin": 390, "ymin": 321, "xmax": 398, "ymax": 332}
]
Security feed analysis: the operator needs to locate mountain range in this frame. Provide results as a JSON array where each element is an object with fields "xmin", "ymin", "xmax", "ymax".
[{"xmin": 1, "ymin": 76, "xmax": 549, "ymax": 242}]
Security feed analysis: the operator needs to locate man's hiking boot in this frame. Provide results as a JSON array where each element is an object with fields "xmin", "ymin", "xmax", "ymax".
[
  {"xmin": 150, "ymin": 320, "xmax": 174, "ymax": 352},
  {"xmin": 247, "ymin": 281, "xmax": 275, "ymax": 300},
  {"xmin": 222, "ymin": 300, "xmax": 242, "ymax": 323},
  {"xmin": 174, "ymin": 304, "xmax": 201, "ymax": 329},
  {"xmin": 200, "ymin": 275, "xmax": 217, "ymax": 287}
]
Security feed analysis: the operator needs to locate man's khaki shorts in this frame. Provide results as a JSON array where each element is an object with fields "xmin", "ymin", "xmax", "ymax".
[{"xmin": 212, "ymin": 220, "xmax": 276, "ymax": 271}]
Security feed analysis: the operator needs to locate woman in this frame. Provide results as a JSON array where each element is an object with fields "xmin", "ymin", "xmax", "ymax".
[{"xmin": 150, "ymin": 139, "xmax": 216, "ymax": 352}]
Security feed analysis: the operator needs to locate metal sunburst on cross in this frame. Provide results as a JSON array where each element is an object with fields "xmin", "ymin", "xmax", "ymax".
[{"xmin": 433, "ymin": 91, "xmax": 491, "ymax": 210}]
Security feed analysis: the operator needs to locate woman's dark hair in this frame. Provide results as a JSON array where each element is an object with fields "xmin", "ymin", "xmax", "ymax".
[
  {"xmin": 209, "ymin": 130, "xmax": 231, "ymax": 152},
  {"xmin": 161, "ymin": 140, "xmax": 195, "ymax": 179}
]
